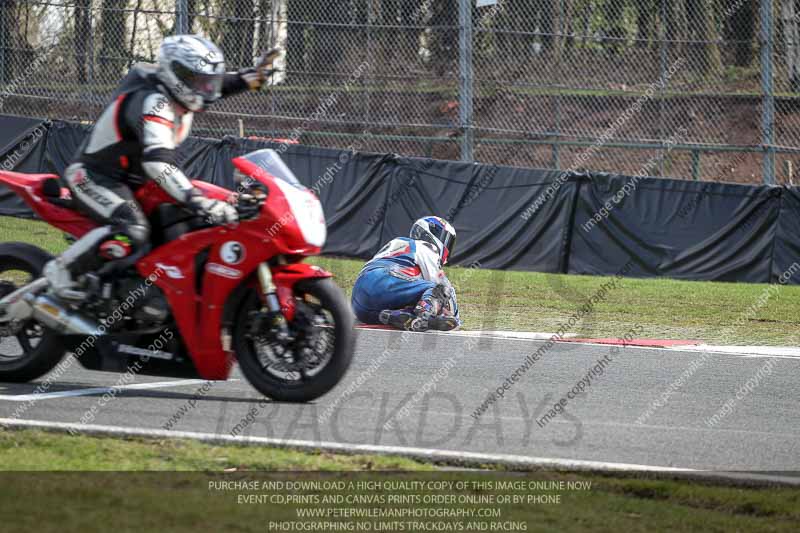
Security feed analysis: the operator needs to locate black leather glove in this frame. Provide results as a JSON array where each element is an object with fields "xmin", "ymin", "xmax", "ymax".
[{"xmin": 241, "ymin": 47, "xmax": 281, "ymax": 90}]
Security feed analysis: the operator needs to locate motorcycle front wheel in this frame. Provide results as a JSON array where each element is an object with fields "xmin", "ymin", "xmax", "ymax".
[{"xmin": 234, "ymin": 277, "xmax": 355, "ymax": 402}]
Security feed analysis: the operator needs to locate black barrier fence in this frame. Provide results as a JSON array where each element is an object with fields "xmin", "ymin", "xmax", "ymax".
[{"xmin": 1, "ymin": 115, "xmax": 798, "ymax": 285}]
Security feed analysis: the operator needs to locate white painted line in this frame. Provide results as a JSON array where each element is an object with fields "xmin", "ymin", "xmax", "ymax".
[
  {"xmin": 0, "ymin": 379, "xmax": 215, "ymax": 402},
  {"xmin": 360, "ymin": 329, "xmax": 799, "ymax": 361},
  {"xmin": 454, "ymin": 331, "xmax": 578, "ymax": 340},
  {"xmin": 0, "ymin": 417, "xmax": 693, "ymax": 473},
  {"xmin": 357, "ymin": 327, "xmax": 800, "ymax": 362},
  {"xmin": 676, "ymin": 345, "xmax": 800, "ymax": 359},
  {"xmin": 525, "ymin": 340, "xmax": 800, "ymax": 361},
  {"xmin": 357, "ymin": 328, "xmax": 573, "ymax": 343},
  {"xmin": 4, "ymin": 417, "xmax": 800, "ymax": 485},
  {"xmin": 450, "ymin": 336, "xmax": 800, "ymax": 361}
]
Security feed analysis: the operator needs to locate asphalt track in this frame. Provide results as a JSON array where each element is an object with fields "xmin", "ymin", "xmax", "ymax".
[{"xmin": 1, "ymin": 329, "xmax": 799, "ymax": 476}]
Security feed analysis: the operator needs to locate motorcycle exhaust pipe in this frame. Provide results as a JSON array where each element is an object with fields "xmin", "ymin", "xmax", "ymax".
[
  {"xmin": 0, "ymin": 278, "xmax": 47, "ymax": 323},
  {"xmin": 25, "ymin": 294, "xmax": 103, "ymax": 336}
]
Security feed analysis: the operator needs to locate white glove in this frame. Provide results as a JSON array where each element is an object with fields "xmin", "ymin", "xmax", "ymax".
[{"xmin": 190, "ymin": 196, "xmax": 238, "ymax": 225}]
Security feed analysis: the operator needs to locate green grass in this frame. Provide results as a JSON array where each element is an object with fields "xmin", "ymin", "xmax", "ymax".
[
  {"xmin": 0, "ymin": 428, "xmax": 427, "ymax": 471},
  {"xmin": 0, "ymin": 429, "xmax": 798, "ymax": 533},
  {"xmin": 3, "ymin": 215, "xmax": 800, "ymax": 345}
]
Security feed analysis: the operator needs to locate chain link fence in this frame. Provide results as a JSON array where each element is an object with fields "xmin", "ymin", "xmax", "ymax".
[{"xmin": 0, "ymin": 0, "xmax": 798, "ymax": 184}]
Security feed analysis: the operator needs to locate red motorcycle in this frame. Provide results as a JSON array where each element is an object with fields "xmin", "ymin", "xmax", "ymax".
[{"xmin": 0, "ymin": 149, "xmax": 354, "ymax": 402}]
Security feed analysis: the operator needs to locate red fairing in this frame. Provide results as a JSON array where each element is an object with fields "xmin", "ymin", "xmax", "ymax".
[
  {"xmin": 193, "ymin": 180, "xmax": 234, "ymax": 201},
  {"xmin": 232, "ymin": 157, "xmax": 271, "ymax": 182},
  {"xmin": 135, "ymin": 179, "xmax": 233, "ymax": 216},
  {"xmin": 137, "ymin": 226, "xmax": 241, "ymax": 379},
  {"xmin": 134, "ymin": 181, "xmax": 176, "ymax": 215},
  {"xmin": 0, "ymin": 171, "xmax": 97, "ymax": 237},
  {"xmin": 0, "ymin": 171, "xmax": 233, "ymax": 234},
  {"xmin": 272, "ymin": 263, "xmax": 333, "ymax": 321}
]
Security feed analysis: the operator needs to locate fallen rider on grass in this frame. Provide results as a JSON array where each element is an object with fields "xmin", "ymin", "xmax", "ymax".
[{"xmin": 351, "ymin": 216, "xmax": 460, "ymax": 332}]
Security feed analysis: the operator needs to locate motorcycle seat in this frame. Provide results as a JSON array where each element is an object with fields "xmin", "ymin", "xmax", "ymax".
[{"xmin": 41, "ymin": 177, "xmax": 76, "ymax": 209}]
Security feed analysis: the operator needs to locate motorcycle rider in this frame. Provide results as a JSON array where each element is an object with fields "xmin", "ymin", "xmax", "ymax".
[
  {"xmin": 351, "ymin": 216, "xmax": 460, "ymax": 332},
  {"xmin": 44, "ymin": 34, "xmax": 276, "ymax": 300}
]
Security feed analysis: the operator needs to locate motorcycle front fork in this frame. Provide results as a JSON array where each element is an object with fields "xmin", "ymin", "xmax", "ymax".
[
  {"xmin": 222, "ymin": 263, "xmax": 290, "ymax": 353},
  {"xmin": 257, "ymin": 263, "xmax": 291, "ymax": 342}
]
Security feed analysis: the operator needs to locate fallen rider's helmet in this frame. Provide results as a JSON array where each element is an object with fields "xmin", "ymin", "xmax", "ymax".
[{"xmin": 410, "ymin": 216, "xmax": 457, "ymax": 265}]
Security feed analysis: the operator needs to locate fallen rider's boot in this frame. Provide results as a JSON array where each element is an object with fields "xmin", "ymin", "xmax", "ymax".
[
  {"xmin": 379, "ymin": 309, "xmax": 429, "ymax": 332},
  {"xmin": 427, "ymin": 314, "xmax": 460, "ymax": 331}
]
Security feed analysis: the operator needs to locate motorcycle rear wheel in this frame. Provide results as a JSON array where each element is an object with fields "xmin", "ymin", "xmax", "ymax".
[
  {"xmin": 0, "ymin": 243, "xmax": 67, "ymax": 382},
  {"xmin": 234, "ymin": 277, "xmax": 355, "ymax": 402}
]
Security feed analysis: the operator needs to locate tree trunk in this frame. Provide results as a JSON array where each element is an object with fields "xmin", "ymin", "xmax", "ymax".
[
  {"xmin": 219, "ymin": 0, "xmax": 256, "ymax": 69},
  {"xmin": 428, "ymin": 0, "xmax": 458, "ymax": 76},
  {"xmin": 257, "ymin": 0, "xmax": 273, "ymax": 51},
  {"xmin": 399, "ymin": 0, "xmax": 420, "ymax": 64},
  {"xmin": 496, "ymin": 0, "xmax": 537, "ymax": 58},
  {"xmin": 602, "ymin": 0, "xmax": 626, "ymax": 57},
  {"xmin": 396, "ymin": 0, "xmax": 427, "ymax": 65},
  {"xmin": 562, "ymin": 0, "xmax": 576, "ymax": 52},
  {"xmin": 540, "ymin": 0, "xmax": 556, "ymax": 53},
  {"xmin": 75, "ymin": 0, "xmax": 91, "ymax": 83},
  {"xmin": 686, "ymin": 0, "xmax": 721, "ymax": 78},
  {"xmin": 664, "ymin": 0, "xmax": 688, "ymax": 60},
  {"xmin": 0, "ymin": 0, "xmax": 20, "ymax": 83},
  {"xmin": 728, "ymin": 0, "xmax": 756, "ymax": 67},
  {"xmin": 187, "ymin": 0, "xmax": 199, "ymax": 32},
  {"xmin": 781, "ymin": 0, "xmax": 800, "ymax": 92},
  {"xmin": 309, "ymin": 0, "xmax": 352, "ymax": 76},
  {"xmin": 374, "ymin": 0, "xmax": 418, "ymax": 68},
  {"xmin": 287, "ymin": 0, "xmax": 309, "ymax": 76},
  {"xmin": 98, "ymin": 0, "xmax": 128, "ymax": 81},
  {"xmin": 635, "ymin": 0, "xmax": 655, "ymax": 47}
]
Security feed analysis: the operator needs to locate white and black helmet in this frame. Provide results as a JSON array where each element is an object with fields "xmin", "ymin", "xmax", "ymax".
[
  {"xmin": 156, "ymin": 34, "xmax": 225, "ymax": 112},
  {"xmin": 410, "ymin": 216, "xmax": 457, "ymax": 265}
]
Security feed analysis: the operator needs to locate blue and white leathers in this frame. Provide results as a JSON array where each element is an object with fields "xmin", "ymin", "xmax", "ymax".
[{"xmin": 351, "ymin": 237, "xmax": 459, "ymax": 324}]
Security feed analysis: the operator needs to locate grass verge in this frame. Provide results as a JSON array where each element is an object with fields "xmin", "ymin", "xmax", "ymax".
[
  {"xmin": 0, "ymin": 429, "xmax": 798, "ymax": 532},
  {"xmin": 313, "ymin": 255, "xmax": 800, "ymax": 346},
  {"xmin": 2, "ymin": 215, "xmax": 800, "ymax": 345}
]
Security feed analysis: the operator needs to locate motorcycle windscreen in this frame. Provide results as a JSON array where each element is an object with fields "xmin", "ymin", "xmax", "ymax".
[
  {"xmin": 272, "ymin": 177, "xmax": 327, "ymax": 248},
  {"xmin": 236, "ymin": 149, "xmax": 303, "ymax": 188}
]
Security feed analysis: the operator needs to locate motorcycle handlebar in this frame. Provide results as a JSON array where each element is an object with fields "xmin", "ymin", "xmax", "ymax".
[{"xmin": 235, "ymin": 192, "xmax": 265, "ymax": 220}]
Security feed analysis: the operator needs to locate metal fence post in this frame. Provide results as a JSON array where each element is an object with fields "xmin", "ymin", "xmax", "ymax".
[
  {"xmin": 365, "ymin": 0, "xmax": 373, "ymax": 132},
  {"xmin": 176, "ymin": 0, "xmax": 189, "ymax": 34},
  {"xmin": 658, "ymin": 0, "xmax": 668, "ymax": 176},
  {"xmin": 87, "ymin": 5, "xmax": 95, "ymax": 105},
  {"xmin": 458, "ymin": 0, "xmax": 474, "ymax": 162},
  {"xmin": 0, "ymin": 4, "xmax": 5, "ymax": 84},
  {"xmin": 552, "ymin": 0, "xmax": 565, "ymax": 170},
  {"xmin": 761, "ymin": 0, "xmax": 776, "ymax": 185}
]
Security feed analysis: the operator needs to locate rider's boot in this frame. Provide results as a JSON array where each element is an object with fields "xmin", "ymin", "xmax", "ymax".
[
  {"xmin": 43, "ymin": 226, "xmax": 115, "ymax": 301},
  {"xmin": 379, "ymin": 309, "xmax": 429, "ymax": 332},
  {"xmin": 427, "ymin": 314, "xmax": 460, "ymax": 331}
]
